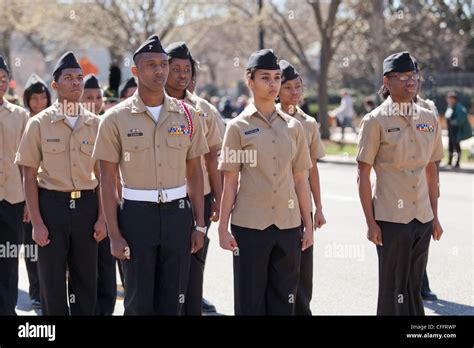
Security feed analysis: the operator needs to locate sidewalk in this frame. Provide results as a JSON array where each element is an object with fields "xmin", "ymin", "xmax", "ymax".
[{"xmin": 323, "ymin": 128, "xmax": 474, "ymax": 174}]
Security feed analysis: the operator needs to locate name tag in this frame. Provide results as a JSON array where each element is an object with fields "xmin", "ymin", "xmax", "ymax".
[
  {"xmin": 244, "ymin": 128, "xmax": 260, "ymax": 136},
  {"xmin": 127, "ymin": 129, "xmax": 144, "ymax": 137},
  {"xmin": 386, "ymin": 127, "xmax": 400, "ymax": 133},
  {"xmin": 46, "ymin": 138, "xmax": 60, "ymax": 142},
  {"xmin": 416, "ymin": 123, "xmax": 435, "ymax": 132}
]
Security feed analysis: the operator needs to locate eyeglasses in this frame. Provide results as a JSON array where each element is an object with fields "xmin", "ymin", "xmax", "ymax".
[{"xmin": 387, "ymin": 74, "xmax": 420, "ymax": 82}]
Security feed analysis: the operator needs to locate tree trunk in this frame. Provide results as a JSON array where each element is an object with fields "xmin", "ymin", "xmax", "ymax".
[{"xmin": 318, "ymin": 37, "xmax": 331, "ymax": 139}]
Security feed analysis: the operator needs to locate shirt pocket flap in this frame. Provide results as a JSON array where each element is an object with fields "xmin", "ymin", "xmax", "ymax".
[
  {"xmin": 42, "ymin": 142, "xmax": 66, "ymax": 154},
  {"xmin": 123, "ymin": 138, "xmax": 150, "ymax": 152},
  {"xmin": 80, "ymin": 143, "xmax": 94, "ymax": 156},
  {"xmin": 166, "ymin": 136, "xmax": 189, "ymax": 149}
]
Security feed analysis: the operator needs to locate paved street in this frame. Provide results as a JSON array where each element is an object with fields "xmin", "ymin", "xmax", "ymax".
[{"xmin": 16, "ymin": 161, "xmax": 473, "ymax": 316}]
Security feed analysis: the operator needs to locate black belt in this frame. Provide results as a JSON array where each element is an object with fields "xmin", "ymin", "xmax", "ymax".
[{"xmin": 39, "ymin": 188, "xmax": 96, "ymax": 200}]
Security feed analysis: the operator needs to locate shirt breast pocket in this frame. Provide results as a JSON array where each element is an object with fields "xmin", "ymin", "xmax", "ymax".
[
  {"xmin": 166, "ymin": 136, "xmax": 190, "ymax": 169},
  {"xmin": 380, "ymin": 128, "xmax": 404, "ymax": 164},
  {"xmin": 42, "ymin": 142, "xmax": 67, "ymax": 170},
  {"xmin": 79, "ymin": 143, "xmax": 95, "ymax": 170},
  {"xmin": 122, "ymin": 138, "xmax": 150, "ymax": 171}
]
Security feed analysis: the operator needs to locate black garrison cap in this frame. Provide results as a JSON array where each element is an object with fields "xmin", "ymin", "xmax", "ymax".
[
  {"xmin": 165, "ymin": 41, "xmax": 193, "ymax": 60},
  {"xmin": 246, "ymin": 49, "xmax": 279, "ymax": 70},
  {"xmin": 25, "ymin": 73, "xmax": 48, "ymax": 93},
  {"xmin": 120, "ymin": 77, "xmax": 137, "ymax": 96},
  {"xmin": 0, "ymin": 55, "xmax": 10, "ymax": 76},
  {"xmin": 84, "ymin": 74, "xmax": 101, "ymax": 89},
  {"xmin": 383, "ymin": 51, "xmax": 416, "ymax": 76},
  {"xmin": 279, "ymin": 60, "xmax": 299, "ymax": 83},
  {"xmin": 53, "ymin": 51, "xmax": 82, "ymax": 80},
  {"xmin": 133, "ymin": 34, "xmax": 167, "ymax": 62}
]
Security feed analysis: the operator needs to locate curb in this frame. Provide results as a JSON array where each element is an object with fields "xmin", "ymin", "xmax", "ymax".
[{"xmin": 320, "ymin": 157, "xmax": 474, "ymax": 174}]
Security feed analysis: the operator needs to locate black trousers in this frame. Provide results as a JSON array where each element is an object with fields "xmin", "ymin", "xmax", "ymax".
[
  {"xmin": 295, "ymin": 214, "xmax": 314, "ymax": 316},
  {"xmin": 21, "ymin": 222, "xmax": 40, "ymax": 302},
  {"xmin": 232, "ymin": 224, "xmax": 301, "ymax": 315},
  {"xmin": 38, "ymin": 189, "xmax": 98, "ymax": 316},
  {"xmin": 376, "ymin": 219, "xmax": 432, "ymax": 316},
  {"xmin": 0, "ymin": 200, "xmax": 24, "ymax": 315},
  {"xmin": 183, "ymin": 193, "xmax": 212, "ymax": 315},
  {"xmin": 295, "ymin": 246, "xmax": 313, "ymax": 316},
  {"xmin": 95, "ymin": 236, "xmax": 116, "ymax": 315},
  {"xmin": 448, "ymin": 125, "xmax": 461, "ymax": 161},
  {"xmin": 118, "ymin": 198, "xmax": 193, "ymax": 315}
]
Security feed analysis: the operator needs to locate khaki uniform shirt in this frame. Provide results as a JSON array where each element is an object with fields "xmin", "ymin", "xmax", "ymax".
[
  {"xmin": 218, "ymin": 103, "xmax": 312, "ymax": 230},
  {"xmin": 356, "ymin": 96, "xmax": 443, "ymax": 224},
  {"xmin": 277, "ymin": 104, "xmax": 325, "ymax": 208},
  {"xmin": 92, "ymin": 92, "xmax": 208, "ymax": 190},
  {"xmin": 416, "ymin": 95, "xmax": 439, "ymax": 117},
  {"xmin": 184, "ymin": 91, "xmax": 222, "ymax": 195},
  {"xmin": 15, "ymin": 101, "xmax": 99, "ymax": 192},
  {"xmin": 0, "ymin": 99, "xmax": 28, "ymax": 203}
]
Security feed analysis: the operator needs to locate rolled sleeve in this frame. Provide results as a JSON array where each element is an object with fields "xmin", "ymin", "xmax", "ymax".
[
  {"xmin": 205, "ymin": 107, "xmax": 223, "ymax": 149},
  {"xmin": 15, "ymin": 117, "xmax": 42, "ymax": 169},
  {"xmin": 430, "ymin": 117, "xmax": 444, "ymax": 162},
  {"xmin": 311, "ymin": 122, "xmax": 325, "ymax": 160},
  {"xmin": 292, "ymin": 121, "xmax": 312, "ymax": 173},
  {"xmin": 92, "ymin": 111, "xmax": 121, "ymax": 163},
  {"xmin": 218, "ymin": 122, "xmax": 242, "ymax": 172},
  {"xmin": 356, "ymin": 114, "xmax": 380, "ymax": 165},
  {"xmin": 187, "ymin": 111, "xmax": 209, "ymax": 160}
]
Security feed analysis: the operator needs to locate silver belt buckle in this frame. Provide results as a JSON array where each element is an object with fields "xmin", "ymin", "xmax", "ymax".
[{"xmin": 157, "ymin": 189, "xmax": 168, "ymax": 203}]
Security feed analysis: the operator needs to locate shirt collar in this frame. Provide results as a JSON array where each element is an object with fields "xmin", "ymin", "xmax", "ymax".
[
  {"xmin": 381, "ymin": 96, "xmax": 419, "ymax": 118},
  {"xmin": 50, "ymin": 100, "xmax": 94, "ymax": 125},
  {"xmin": 241, "ymin": 103, "xmax": 287, "ymax": 123},
  {"xmin": 130, "ymin": 90, "xmax": 171, "ymax": 115},
  {"xmin": 1, "ymin": 98, "xmax": 17, "ymax": 113}
]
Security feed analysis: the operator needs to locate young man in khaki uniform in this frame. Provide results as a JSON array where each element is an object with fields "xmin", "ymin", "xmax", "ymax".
[
  {"xmin": 357, "ymin": 52, "xmax": 444, "ymax": 315},
  {"xmin": 164, "ymin": 41, "xmax": 223, "ymax": 315},
  {"xmin": 93, "ymin": 34, "xmax": 209, "ymax": 315},
  {"xmin": 277, "ymin": 60, "xmax": 326, "ymax": 316},
  {"xmin": 218, "ymin": 49, "xmax": 313, "ymax": 315},
  {"xmin": 0, "ymin": 56, "xmax": 29, "ymax": 315},
  {"xmin": 16, "ymin": 52, "xmax": 106, "ymax": 315}
]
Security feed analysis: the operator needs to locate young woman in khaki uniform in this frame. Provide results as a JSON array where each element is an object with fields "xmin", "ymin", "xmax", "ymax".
[
  {"xmin": 218, "ymin": 49, "xmax": 313, "ymax": 315},
  {"xmin": 357, "ymin": 52, "xmax": 443, "ymax": 315},
  {"xmin": 277, "ymin": 60, "xmax": 326, "ymax": 315},
  {"xmin": 21, "ymin": 73, "xmax": 52, "ymax": 310}
]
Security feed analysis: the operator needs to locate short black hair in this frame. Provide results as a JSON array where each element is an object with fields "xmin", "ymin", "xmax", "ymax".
[
  {"xmin": 23, "ymin": 86, "xmax": 52, "ymax": 111},
  {"xmin": 378, "ymin": 85, "xmax": 390, "ymax": 99},
  {"xmin": 246, "ymin": 68, "xmax": 257, "ymax": 80}
]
